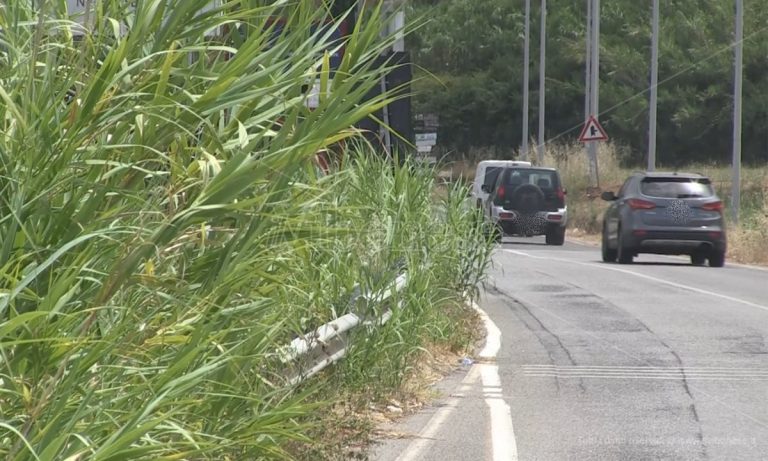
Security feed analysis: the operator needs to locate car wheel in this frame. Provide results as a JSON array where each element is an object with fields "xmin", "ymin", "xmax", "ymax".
[
  {"xmin": 690, "ymin": 253, "xmax": 706, "ymax": 266},
  {"xmin": 545, "ymin": 226, "xmax": 565, "ymax": 246},
  {"xmin": 708, "ymin": 250, "xmax": 725, "ymax": 267},
  {"xmin": 617, "ymin": 228, "xmax": 634, "ymax": 264},
  {"xmin": 601, "ymin": 227, "xmax": 617, "ymax": 262}
]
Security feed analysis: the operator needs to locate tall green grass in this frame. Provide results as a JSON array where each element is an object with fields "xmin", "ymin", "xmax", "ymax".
[
  {"xmin": 0, "ymin": 1, "xmax": 493, "ymax": 459},
  {"xmin": 286, "ymin": 154, "xmax": 493, "ymax": 460},
  {"xmin": 335, "ymin": 154, "xmax": 492, "ymax": 390}
]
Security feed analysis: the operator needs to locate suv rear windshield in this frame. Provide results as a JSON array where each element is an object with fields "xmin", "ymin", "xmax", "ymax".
[
  {"xmin": 640, "ymin": 177, "xmax": 714, "ymax": 198},
  {"xmin": 500, "ymin": 168, "xmax": 560, "ymax": 190}
]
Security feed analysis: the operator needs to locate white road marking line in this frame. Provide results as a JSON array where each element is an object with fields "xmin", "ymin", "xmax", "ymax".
[
  {"xmin": 472, "ymin": 301, "xmax": 502, "ymax": 359},
  {"xmin": 395, "ymin": 303, "xmax": 519, "ymax": 461},
  {"xmin": 480, "ymin": 363, "xmax": 502, "ymax": 387},
  {"xmin": 392, "ymin": 397, "xmax": 460, "ymax": 461},
  {"xmin": 463, "ymin": 367, "xmax": 481, "ymax": 386},
  {"xmin": 479, "ymin": 363, "xmax": 518, "ymax": 461},
  {"xmin": 504, "ymin": 249, "xmax": 768, "ymax": 312},
  {"xmin": 472, "ymin": 300, "xmax": 518, "ymax": 461},
  {"xmin": 393, "ymin": 368, "xmax": 479, "ymax": 461}
]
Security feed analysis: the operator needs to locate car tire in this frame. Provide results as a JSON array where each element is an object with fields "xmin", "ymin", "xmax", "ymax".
[
  {"xmin": 690, "ymin": 254, "xmax": 706, "ymax": 266},
  {"xmin": 546, "ymin": 226, "xmax": 566, "ymax": 246},
  {"xmin": 708, "ymin": 250, "xmax": 725, "ymax": 268},
  {"xmin": 617, "ymin": 229, "xmax": 634, "ymax": 264},
  {"xmin": 602, "ymin": 228, "xmax": 617, "ymax": 262}
]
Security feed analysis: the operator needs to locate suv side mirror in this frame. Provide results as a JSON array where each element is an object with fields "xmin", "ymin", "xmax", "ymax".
[
  {"xmin": 601, "ymin": 191, "xmax": 618, "ymax": 201},
  {"xmin": 481, "ymin": 184, "xmax": 492, "ymax": 193}
]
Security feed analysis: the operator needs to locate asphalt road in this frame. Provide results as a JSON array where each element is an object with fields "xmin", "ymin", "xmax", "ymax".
[{"xmin": 371, "ymin": 237, "xmax": 768, "ymax": 461}]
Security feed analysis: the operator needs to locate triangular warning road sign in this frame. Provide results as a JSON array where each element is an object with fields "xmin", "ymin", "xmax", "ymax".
[{"xmin": 578, "ymin": 115, "xmax": 609, "ymax": 142}]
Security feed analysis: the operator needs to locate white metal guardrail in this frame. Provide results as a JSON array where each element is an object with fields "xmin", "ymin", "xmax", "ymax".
[{"xmin": 278, "ymin": 273, "xmax": 408, "ymax": 385}]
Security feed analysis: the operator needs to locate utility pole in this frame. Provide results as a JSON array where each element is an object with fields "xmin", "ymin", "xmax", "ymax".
[
  {"xmin": 522, "ymin": 0, "xmax": 531, "ymax": 161},
  {"xmin": 537, "ymin": 0, "xmax": 547, "ymax": 163},
  {"xmin": 732, "ymin": 0, "xmax": 743, "ymax": 223},
  {"xmin": 587, "ymin": 0, "xmax": 600, "ymax": 187},
  {"xmin": 648, "ymin": 0, "xmax": 659, "ymax": 172},
  {"xmin": 584, "ymin": 0, "xmax": 591, "ymax": 123}
]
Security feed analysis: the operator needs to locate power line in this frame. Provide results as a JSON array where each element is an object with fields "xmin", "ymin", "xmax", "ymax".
[{"xmin": 540, "ymin": 20, "xmax": 768, "ymax": 149}]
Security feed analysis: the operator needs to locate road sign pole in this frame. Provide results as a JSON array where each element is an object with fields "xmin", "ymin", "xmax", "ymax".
[
  {"xmin": 587, "ymin": 0, "xmax": 600, "ymax": 187},
  {"xmin": 522, "ymin": 0, "xmax": 531, "ymax": 161},
  {"xmin": 584, "ymin": 0, "xmax": 593, "ymax": 185},
  {"xmin": 537, "ymin": 0, "xmax": 547, "ymax": 163},
  {"xmin": 732, "ymin": 0, "xmax": 743, "ymax": 223},
  {"xmin": 648, "ymin": 0, "xmax": 659, "ymax": 172}
]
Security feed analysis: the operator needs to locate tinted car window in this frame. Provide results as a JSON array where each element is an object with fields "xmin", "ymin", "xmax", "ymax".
[
  {"xmin": 617, "ymin": 178, "xmax": 633, "ymax": 197},
  {"xmin": 484, "ymin": 167, "xmax": 503, "ymax": 188},
  {"xmin": 640, "ymin": 177, "xmax": 714, "ymax": 198},
  {"xmin": 500, "ymin": 168, "xmax": 560, "ymax": 190}
]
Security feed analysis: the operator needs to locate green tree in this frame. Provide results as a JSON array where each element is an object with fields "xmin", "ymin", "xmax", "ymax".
[{"xmin": 410, "ymin": 0, "xmax": 768, "ymax": 165}]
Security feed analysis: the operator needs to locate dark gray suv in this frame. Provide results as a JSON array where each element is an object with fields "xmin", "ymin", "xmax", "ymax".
[{"xmin": 601, "ymin": 172, "xmax": 726, "ymax": 267}]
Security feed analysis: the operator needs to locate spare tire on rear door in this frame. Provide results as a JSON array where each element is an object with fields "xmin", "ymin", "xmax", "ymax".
[{"xmin": 509, "ymin": 184, "xmax": 545, "ymax": 214}]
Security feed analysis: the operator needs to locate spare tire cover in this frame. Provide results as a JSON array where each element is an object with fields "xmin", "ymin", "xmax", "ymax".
[{"xmin": 510, "ymin": 184, "xmax": 545, "ymax": 214}]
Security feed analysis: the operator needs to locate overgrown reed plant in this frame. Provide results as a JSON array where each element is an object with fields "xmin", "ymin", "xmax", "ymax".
[
  {"xmin": 0, "ymin": 1, "xmax": 496, "ymax": 459},
  {"xmin": 330, "ymin": 154, "xmax": 493, "ymax": 393}
]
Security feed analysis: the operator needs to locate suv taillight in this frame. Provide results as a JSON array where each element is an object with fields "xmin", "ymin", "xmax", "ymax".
[
  {"xmin": 556, "ymin": 188, "xmax": 565, "ymax": 201},
  {"xmin": 701, "ymin": 201, "xmax": 723, "ymax": 212},
  {"xmin": 627, "ymin": 198, "xmax": 656, "ymax": 210},
  {"xmin": 497, "ymin": 185, "xmax": 506, "ymax": 199}
]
